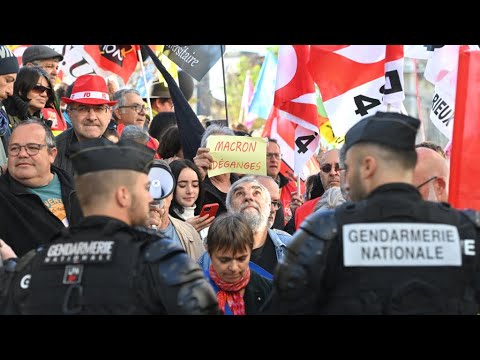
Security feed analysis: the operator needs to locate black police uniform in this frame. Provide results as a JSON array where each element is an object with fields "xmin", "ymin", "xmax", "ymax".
[
  {"xmin": 1, "ymin": 138, "xmax": 220, "ymax": 315},
  {"xmin": 268, "ymin": 112, "xmax": 480, "ymax": 315}
]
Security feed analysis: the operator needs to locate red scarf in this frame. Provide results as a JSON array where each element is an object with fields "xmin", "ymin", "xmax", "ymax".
[{"xmin": 209, "ymin": 265, "xmax": 250, "ymax": 315}]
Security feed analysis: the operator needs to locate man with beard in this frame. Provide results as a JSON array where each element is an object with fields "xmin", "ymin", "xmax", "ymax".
[
  {"xmin": 198, "ymin": 176, "xmax": 292, "ymax": 279},
  {"xmin": 268, "ymin": 111, "xmax": 480, "ymax": 315},
  {"xmin": 1, "ymin": 137, "xmax": 219, "ymax": 315}
]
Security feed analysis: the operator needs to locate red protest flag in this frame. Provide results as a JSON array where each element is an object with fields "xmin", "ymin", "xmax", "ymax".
[
  {"xmin": 448, "ymin": 47, "xmax": 480, "ymax": 210},
  {"xmin": 84, "ymin": 45, "xmax": 139, "ymax": 83}
]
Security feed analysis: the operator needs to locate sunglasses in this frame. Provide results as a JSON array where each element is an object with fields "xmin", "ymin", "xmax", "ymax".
[
  {"xmin": 32, "ymin": 85, "xmax": 52, "ymax": 96},
  {"xmin": 321, "ymin": 163, "xmax": 341, "ymax": 173},
  {"xmin": 416, "ymin": 176, "xmax": 437, "ymax": 189}
]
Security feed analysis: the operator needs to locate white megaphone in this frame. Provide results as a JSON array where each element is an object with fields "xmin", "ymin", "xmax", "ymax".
[{"xmin": 148, "ymin": 160, "xmax": 175, "ymax": 209}]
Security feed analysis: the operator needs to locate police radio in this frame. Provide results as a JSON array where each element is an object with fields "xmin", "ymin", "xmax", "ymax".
[{"xmin": 148, "ymin": 160, "xmax": 175, "ymax": 209}]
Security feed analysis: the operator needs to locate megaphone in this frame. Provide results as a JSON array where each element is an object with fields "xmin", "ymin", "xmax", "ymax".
[{"xmin": 148, "ymin": 160, "xmax": 175, "ymax": 208}]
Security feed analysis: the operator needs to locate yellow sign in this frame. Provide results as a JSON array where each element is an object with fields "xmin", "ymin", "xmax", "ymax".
[{"xmin": 207, "ymin": 135, "xmax": 267, "ymax": 177}]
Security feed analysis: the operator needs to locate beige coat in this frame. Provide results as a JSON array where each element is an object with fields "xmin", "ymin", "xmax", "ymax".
[{"xmin": 169, "ymin": 215, "xmax": 206, "ymax": 261}]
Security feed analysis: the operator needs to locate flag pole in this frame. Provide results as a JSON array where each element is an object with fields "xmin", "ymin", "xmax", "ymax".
[
  {"xmin": 413, "ymin": 58, "xmax": 426, "ymax": 142},
  {"xmin": 142, "ymin": 45, "xmax": 205, "ymax": 161},
  {"xmin": 297, "ymin": 176, "xmax": 301, "ymax": 198},
  {"xmin": 220, "ymin": 45, "xmax": 229, "ymax": 126},
  {"xmin": 137, "ymin": 46, "xmax": 154, "ymax": 122}
]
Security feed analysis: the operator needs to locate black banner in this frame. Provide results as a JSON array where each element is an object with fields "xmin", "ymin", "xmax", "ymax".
[{"xmin": 163, "ymin": 45, "xmax": 225, "ymax": 81}]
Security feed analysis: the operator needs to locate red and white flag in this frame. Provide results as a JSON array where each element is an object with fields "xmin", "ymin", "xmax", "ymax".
[
  {"xmin": 409, "ymin": 45, "xmax": 479, "ymax": 140},
  {"xmin": 308, "ymin": 45, "xmax": 405, "ymax": 137},
  {"xmin": 274, "ymin": 45, "xmax": 320, "ymax": 176},
  {"xmin": 262, "ymin": 106, "xmax": 318, "ymax": 196}
]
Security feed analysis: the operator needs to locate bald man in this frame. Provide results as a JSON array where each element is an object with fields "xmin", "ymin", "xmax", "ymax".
[
  {"xmin": 413, "ymin": 146, "xmax": 449, "ymax": 203},
  {"xmin": 292, "ymin": 149, "xmax": 341, "ymax": 231}
]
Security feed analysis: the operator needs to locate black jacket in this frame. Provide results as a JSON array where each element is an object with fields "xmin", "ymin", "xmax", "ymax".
[
  {"xmin": 53, "ymin": 128, "xmax": 77, "ymax": 178},
  {"xmin": 0, "ymin": 165, "xmax": 83, "ymax": 256},
  {"xmin": 270, "ymin": 183, "xmax": 480, "ymax": 315},
  {"xmin": 244, "ymin": 270, "xmax": 273, "ymax": 314},
  {"xmin": 11, "ymin": 216, "xmax": 220, "ymax": 315}
]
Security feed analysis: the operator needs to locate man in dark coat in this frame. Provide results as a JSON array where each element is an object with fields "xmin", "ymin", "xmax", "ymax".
[
  {"xmin": 1, "ymin": 137, "xmax": 219, "ymax": 315},
  {"xmin": 269, "ymin": 111, "xmax": 480, "ymax": 315},
  {"xmin": 0, "ymin": 118, "xmax": 82, "ymax": 257},
  {"xmin": 54, "ymin": 74, "xmax": 116, "ymax": 177}
]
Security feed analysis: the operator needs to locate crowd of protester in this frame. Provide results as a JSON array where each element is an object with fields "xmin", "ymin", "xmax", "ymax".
[{"xmin": 1, "ymin": 45, "xmax": 480, "ymax": 315}]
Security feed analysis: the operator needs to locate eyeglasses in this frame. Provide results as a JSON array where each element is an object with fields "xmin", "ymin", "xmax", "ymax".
[
  {"xmin": 8, "ymin": 143, "xmax": 48, "ymax": 156},
  {"xmin": 271, "ymin": 200, "xmax": 282, "ymax": 210},
  {"xmin": 70, "ymin": 105, "xmax": 111, "ymax": 116},
  {"xmin": 321, "ymin": 163, "xmax": 341, "ymax": 173},
  {"xmin": 119, "ymin": 104, "xmax": 149, "ymax": 114},
  {"xmin": 31, "ymin": 85, "xmax": 52, "ymax": 97},
  {"xmin": 266, "ymin": 152, "xmax": 282, "ymax": 160},
  {"xmin": 416, "ymin": 176, "xmax": 437, "ymax": 189}
]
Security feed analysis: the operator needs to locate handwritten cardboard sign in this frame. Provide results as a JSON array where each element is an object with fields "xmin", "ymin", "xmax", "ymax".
[{"xmin": 206, "ymin": 135, "xmax": 267, "ymax": 177}]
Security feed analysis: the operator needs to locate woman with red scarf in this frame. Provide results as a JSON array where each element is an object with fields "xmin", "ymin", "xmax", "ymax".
[{"xmin": 205, "ymin": 213, "xmax": 272, "ymax": 315}]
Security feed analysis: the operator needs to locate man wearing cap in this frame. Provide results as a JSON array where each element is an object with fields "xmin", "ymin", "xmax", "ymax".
[
  {"xmin": 146, "ymin": 81, "xmax": 174, "ymax": 118},
  {"xmin": 54, "ymin": 74, "xmax": 116, "ymax": 177},
  {"xmin": 268, "ymin": 111, "xmax": 480, "ymax": 315},
  {"xmin": 22, "ymin": 45, "xmax": 67, "ymax": 135},
  {"xmin": 1, "ymin": 137, "xmax": 220, "ymax": 315},
  {"xmin": 22, "ymin": 45, "xmax": 63, "ymax": 86},
  {"xmin": 0, "ymin": 45, "xmax": 19, "ymax": 169}
]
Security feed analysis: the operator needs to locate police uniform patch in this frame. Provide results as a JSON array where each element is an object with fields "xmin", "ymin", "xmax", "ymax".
[
  {"xmin": 44, "ymin": 241, "xmax": 115, "ymax": 264},
  {"xmin": 343, "ymin": 223, "xmax": 462, "ymax": 266},
  {"xmin": 63, "ymin": 264, "xmax": 84, "ymax": 284}
]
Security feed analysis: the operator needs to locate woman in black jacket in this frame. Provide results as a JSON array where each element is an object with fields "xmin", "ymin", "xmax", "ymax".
[{"xmin": 3, "ymin": 66, "xmax": 55, "ymax": 129}]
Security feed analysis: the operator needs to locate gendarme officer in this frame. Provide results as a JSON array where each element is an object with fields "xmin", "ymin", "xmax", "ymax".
[
  {"xmin": 2, "ymin": 137, "xmax": 220, "ymax": 315},
  {"xmin": 268, "ymin": 111, "xmax": 480, "ymax": 315}
]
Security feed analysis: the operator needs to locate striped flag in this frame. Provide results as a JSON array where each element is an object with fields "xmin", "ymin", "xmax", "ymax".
[
  {"xmin": 308, "ymin": 45, "xmax": 405, "ymax": 136},
  {"xmin": 274, "ymin": 45, "xmax": 320, "ymax": 176},
  {"xmin": 249, "ymin": 50, "xmax": 278, "ymax": 120},
  {"xmin": 238, "ymin": 70, "xmax": 256, "ymax": 128}
]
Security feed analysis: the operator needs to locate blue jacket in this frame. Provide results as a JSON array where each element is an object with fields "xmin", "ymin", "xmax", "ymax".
[{"xmin": 198, "ymin": 228, "xmax": 293, "ymax": 277}]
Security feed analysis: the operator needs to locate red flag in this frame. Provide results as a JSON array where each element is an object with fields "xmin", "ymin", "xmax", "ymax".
[
  {"xmin": 262, "ymin": 107, "xmax": 308, "ymax": 187},
  {"xmin": 274, "ymin": 45, "xmax": 320, "ymax": 176},
  {"xmin": 308, "ymin": 45, "xmax": 405, "ymax": 136},
  {"xmin": 448, "ymin": 47, "xmax": 480, "ymax": 210},
  {"xmin": 84, "ymin": 45, "xmax": 139, "ymax": 83}
]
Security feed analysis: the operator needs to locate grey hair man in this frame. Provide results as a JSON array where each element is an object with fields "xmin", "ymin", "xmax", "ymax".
[
  {"xmin": 112, "ymin": 89, "xmax": 148, "ymax": 129},
  {"xmin": 313, "ymin": 186, "xmax": 346, "ymax": 212},
  {"xmin": 120, "ymin": 124, "xmax": 150, "ymax": 145},
  {"xmin": 198, "ymin": 176, "xmax": 292, "ymax": 278}
]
